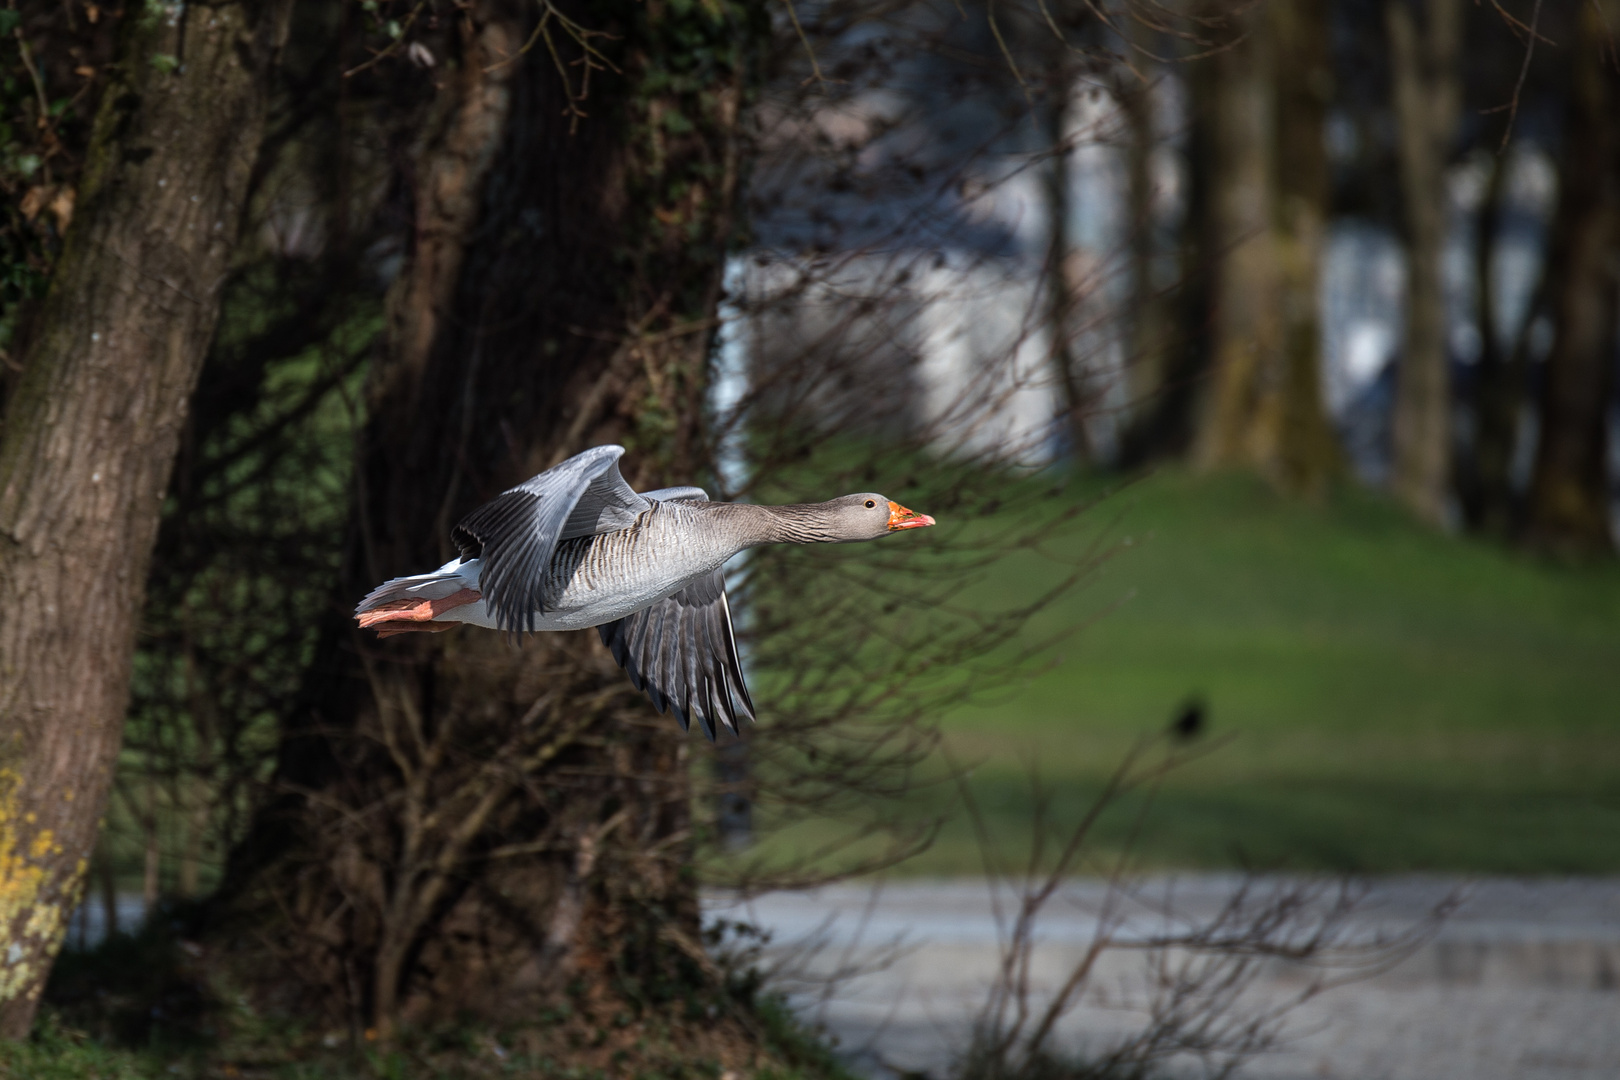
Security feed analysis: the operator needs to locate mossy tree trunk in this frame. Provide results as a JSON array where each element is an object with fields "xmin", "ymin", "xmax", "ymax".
[
  {"xmin": 0, "ymin": 0, "xmax": 292, "ymax": 1038},
  {"xmin": 209, "ymin": 0, "xmax": 762, "ymax": 1051},
  {"xmin": 1191, "ymin": 1, "xmax": 1335, "ymax": 492},
  {"xmin": 1525, "ymin": 0, "xmax": 1619, "ymax": 556}
]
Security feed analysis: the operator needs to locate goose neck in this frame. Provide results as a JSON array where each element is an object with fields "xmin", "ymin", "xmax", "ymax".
[{"xmin": 730, "ymin": 502, "xmax": 841, "ymax": 546}]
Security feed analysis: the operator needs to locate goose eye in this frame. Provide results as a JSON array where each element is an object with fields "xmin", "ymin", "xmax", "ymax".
[{"xmin": 864, "ymin": 500, "xmax": 876, "ymax": 508}]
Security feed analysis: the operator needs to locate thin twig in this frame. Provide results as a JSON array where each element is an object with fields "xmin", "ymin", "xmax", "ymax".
[
  {"xmin": 1494, "ymin": 0, "xmax": 1544, "ymax": 151},
  {"xmin": 779, "ymin": 0, "xmax": 826, "ymax": 87},
  {"xmin": 342, "ymin": 0, "xmax": 429, "ymax": 78}
]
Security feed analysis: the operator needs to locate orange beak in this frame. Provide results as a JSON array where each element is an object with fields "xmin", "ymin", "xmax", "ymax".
[{"xmin": 887, "ymin": 500, "xmax": 935, "ymax": 531}]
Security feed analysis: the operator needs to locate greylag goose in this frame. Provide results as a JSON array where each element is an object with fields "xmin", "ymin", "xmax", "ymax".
[{"xmin": 354, "ymin": 445, "xmax": 935, "ymax": 739}]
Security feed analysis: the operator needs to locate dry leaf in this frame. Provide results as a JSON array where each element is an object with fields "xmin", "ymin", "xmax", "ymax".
[
  {"xmin": 19, "ymin": 186, "xmax": 75, "ymax": 232},
  {"xmin": 19, "ymin": 186, "xmax": 48, "ymax": 222},
  {"xmin": 48, "ymin": 188, "xmax": 74, "ymax": 232}
]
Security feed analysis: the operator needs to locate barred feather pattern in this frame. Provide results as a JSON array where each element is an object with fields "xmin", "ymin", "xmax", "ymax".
[
  {"xmin": 597, "ymin": 568, "xmax": 756, "ymax": 740},
  {"xmin": 466, "ymin": 501, "xmax": 742, "ymax": 633}
]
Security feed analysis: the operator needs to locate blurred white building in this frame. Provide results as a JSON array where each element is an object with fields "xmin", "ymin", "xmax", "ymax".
[{"xmin": 718, "ymin": 248, "xmax": 1061, "ymax": 470}]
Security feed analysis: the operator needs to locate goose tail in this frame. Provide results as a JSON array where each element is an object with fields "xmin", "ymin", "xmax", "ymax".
[{"xmin": 355, "ymin": 559, "xmax": 482, "ymax": 629}]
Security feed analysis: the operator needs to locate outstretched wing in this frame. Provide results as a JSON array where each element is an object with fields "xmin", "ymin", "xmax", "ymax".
[
  {"xmin": 597, "ymin": 569, "xmax": 755, "ymax": 741},
  {"xmin": 451, "ymin": 445, "xmax": 649, "ymax": 633}
]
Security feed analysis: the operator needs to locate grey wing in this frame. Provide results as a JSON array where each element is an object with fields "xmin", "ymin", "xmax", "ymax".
[
  {"xmin": 597, "ymin": 569, "xmax": 755, "ymax": 741},
  {"xmin": 451, "ymin": 445, "xmax": 649, "ymax": 633}
]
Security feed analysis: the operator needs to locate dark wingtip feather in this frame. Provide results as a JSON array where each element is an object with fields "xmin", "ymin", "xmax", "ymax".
[
  {"xmin": 693, "ymin": 686, "xmax": 718, "ymax": 742},
  {"xmin": 595, "ymin": 569, "xmax": 753, "ymax": 740}
]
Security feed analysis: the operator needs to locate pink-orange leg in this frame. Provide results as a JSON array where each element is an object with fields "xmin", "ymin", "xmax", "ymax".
[{"xmin": 357, "ymin": 588, "xmax": 482, "ymax": 636}]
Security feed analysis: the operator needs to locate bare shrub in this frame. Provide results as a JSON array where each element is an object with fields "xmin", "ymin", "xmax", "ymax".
[{"xmin": 951, "ymin": 734, "xmax": 1455, "ymax": 1080}]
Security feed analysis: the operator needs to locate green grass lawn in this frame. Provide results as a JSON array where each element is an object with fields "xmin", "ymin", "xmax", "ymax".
[{"xmin": 755, "ymin": 468, "xmax": 1620, "ymax": 876}]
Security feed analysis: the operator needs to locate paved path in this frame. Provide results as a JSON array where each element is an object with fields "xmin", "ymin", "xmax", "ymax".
[{"xmin": 706, "ymin": 877, "xmax": 1620, "ymax": 1080}]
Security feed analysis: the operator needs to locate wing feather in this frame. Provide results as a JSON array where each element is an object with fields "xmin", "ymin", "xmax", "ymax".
[
  {"xmin": 596, "ymin": 569, "xmax": 752, "ymax": 740},
  {"xmin": 689, "ymin": 614, "xmax": 716, "ymax": 740},
  {"xmin": 639, "ymin": 602, "xmax": 672, "ymax": 715},
  {"xmin": 714, "ymin": 587, "xmax": 756, "ymax": 723},
  {"xmin": 668, "ymin": 601, "xmax": 695, "ymax": 731},
  {"xmin": 451, "ymin": 445, "xmax": 649, "ymax": 633}
]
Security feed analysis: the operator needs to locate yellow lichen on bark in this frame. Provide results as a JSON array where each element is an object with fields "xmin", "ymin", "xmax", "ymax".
[{"xmin": 0, "ymin": 770, "xmax": 82, "ymax": 1003}]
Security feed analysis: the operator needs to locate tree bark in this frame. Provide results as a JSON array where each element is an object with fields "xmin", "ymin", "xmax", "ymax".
[
  {"xmin": 1525, "ymin": 0, "xmax": 1619, "ymax": 556},
  {"xmin": 208, "ymin": 0, "xmax": 762, "ymax": 1052},
  {"xmin": 0, "ymin": 0, "xmax": 292, "ymax": 1037},
  {"xmin": 1116, "ymin": 41, "xmax": 1173, "ymax": 458},
  {"xmin": 1269, "ymin": 0, "xmax": 1340, "ymax": 494},
  {"xmin": 1192, "ymin": 5, "xmax": 1283, "ymax": 471},
  {"xmin": 1183, "ymin": 0, "xmax": 1338, "ymax": 490},
  {"xmin": 1462, "ymin": 150, "xmax": 1514, "ymax": 531},
  {"xmin": 1119, "ymin": 24, "xmax": 1213, "ymax": 465},
  {"xmin": 1043, "ymin": 47, "xmax": 1093, "ymax": 463},
  {"xmin": 1386, "ymin": 0, "xmax": 1462, "ymax": 525}
]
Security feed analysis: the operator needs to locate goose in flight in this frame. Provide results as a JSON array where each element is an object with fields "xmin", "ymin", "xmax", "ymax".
[{"xmin": 354, "ymin": 445, "xmax": 935, "ymax": 739}]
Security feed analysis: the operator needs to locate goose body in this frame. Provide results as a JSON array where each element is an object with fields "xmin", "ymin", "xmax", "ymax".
[
  {"xmin": 390, "ymin": 500, "xmax": 744, "ymax": 633},
  {"xmin": 355, "ymin": 445, "xmax": 934, "ymax": 738}
]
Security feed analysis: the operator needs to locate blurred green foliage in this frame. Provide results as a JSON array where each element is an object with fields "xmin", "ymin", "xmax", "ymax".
[
  {"xmin": 0, "ymin": 1014, "xmax": 158, "ymax": 1079},
  {"xmin": 104, "ymin": 263, "xmax": 378, "ymax": 895},
  {"xmin": 0, "ymin": 22, "xmax": 61, "ymax": 360}
]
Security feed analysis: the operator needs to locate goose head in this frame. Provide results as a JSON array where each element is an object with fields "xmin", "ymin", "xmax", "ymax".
[{"xmin": 820, "ymin": 493, "xmax": 936, "ymax": 541}]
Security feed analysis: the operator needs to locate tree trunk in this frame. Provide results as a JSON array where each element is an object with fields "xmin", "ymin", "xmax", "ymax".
[
  {"xmin": 1463, "ymin": 150, "xmax": 1513, "ymax": 531},
  {"xmin": 1116, "ymin": 43, "xmax": 1173, "ymax": 457},
  {"xmin": 0, "ymin": 0, "xmax": 291, "ymax": 1037},
  {"xmin": 208, "ymin": 0, "xmax": 761, "ymax": 1053},
  {"xmin": 1269, "ymin": 0, "xmax": 1340, "ymax": 494},
  {"xmin": 1183, "ymin": 0, "xmax": 1338, "ymax": 489},
  {"xmin": 1044, "ymin": 49, "xmax": 1093, "ymax": 463},
  {"xmin": 1119, "ymin": 25, "xmax": 1213, "ymax": 465},
  {"xmin": 1386, "ymin": 0, "xmax": 1462, "ymax": 525},
  {"xmin": 1192, "ymin": 5, "xmax": 1283, "ymax": 471},
  {"xmin": 1525, "ymin": 0, "xmax": 1619, "ymax": 556}
]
